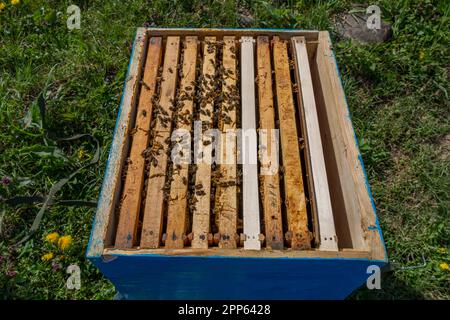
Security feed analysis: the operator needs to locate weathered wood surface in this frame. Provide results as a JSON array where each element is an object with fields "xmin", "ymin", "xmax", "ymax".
[
  {"xmin": 292, "ymin": 36, "xmax": 338, "ymax": 251},
  {"xmin": 115, "ymin": 37, "xmax": 163, "ymax": 248},
  {"xmin": 216, "ymin": 36, "xmax": 238, "ymax": 249},
  {"xmin": 314, "ymin": 32, "xmax": 365, "ymax": 250},
  {"xmin": 86, "ymin": 29, "xmax": 147, "ymax": 254},
  {"xmin": 272, "ymin": 36, "xmax": 310, "ymax": 250},
  {"xmin": 89, "ymin": 30, "xmax": 386, "ymax": 262},
  {"xmin": 256, "ymin": 36, "xmax": 284, "ymax": 250},
  {"xmin": 313, "ymin": 31, "xmax": 386, "ymax": 260},
  {"xmin": 142, "ymin": 28, "xmax": 320, "ymax": 41},
  {"xmin": 165, "ymin": 36, "xmax": 198, "ymax": 249},
  {"xmin": 191, "ymin": 37, "xmax": 217, "ymax": 249},
  {"xmin": 141, "ymin": 36, "xmax": 181, "ymax": 248}
]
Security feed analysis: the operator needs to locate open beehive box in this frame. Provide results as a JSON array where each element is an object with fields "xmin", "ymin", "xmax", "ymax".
[{"xmin": 87, "ymin": 28, "xmax": 387, "ymax": 299}]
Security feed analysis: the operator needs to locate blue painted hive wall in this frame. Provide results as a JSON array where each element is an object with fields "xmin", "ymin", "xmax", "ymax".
[{"xmin": 90, "ymin": 255, "xmax": 385, "ymax": 300}]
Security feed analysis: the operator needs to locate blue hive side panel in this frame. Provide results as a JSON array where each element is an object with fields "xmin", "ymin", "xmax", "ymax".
[{"xmin": 89, "ymin": 255, "xmax": 385, "ymax": 300}]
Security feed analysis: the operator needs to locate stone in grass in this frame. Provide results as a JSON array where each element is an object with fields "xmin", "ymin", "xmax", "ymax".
[
  {"xmin": 335, "ymin": 5, "xmax": 392, "ymax": 44},
  {"xmin": 238, "ymin": 13, "xmax": 254, "ymax": 26},
  {"xmin": 237, "ymin": 7, "xmax": 254, "ymax": 27}
]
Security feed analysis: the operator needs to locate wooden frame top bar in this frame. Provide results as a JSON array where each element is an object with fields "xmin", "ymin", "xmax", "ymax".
[{"xmin": 143, "ymin": 27, "xmax": 319, "ymax": 41}]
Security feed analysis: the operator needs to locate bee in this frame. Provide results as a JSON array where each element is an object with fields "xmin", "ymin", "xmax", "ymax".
[
  {"xmin": 195, "ymin": 190, "xmax": 206, "ymax": 196},
  {"xmin": 289, "ymin": 60, "xmax": 295, "ymax": 70},
  {"xmin": 141, "ymin": 81, "xmax": 151, "ymax": 90}
]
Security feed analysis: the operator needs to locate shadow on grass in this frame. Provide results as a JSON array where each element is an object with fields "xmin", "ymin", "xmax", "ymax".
[{"xmin": 349, "ymin": 273, "xmax": 425, "ymax": 300}]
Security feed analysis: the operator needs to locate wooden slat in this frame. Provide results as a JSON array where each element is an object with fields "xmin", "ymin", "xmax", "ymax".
[
  {"xmin": 240, "ymin": 36, "xmax": 261, "ymax": 250},
  {"xmin": 272, "ymin": 36, "xmax": 311, "ymax": 250},
  {"xmin": 140, "ymin": 36, "xmax": 181, "ymax": 248},
  {"xmin": 87, "ymin": 28, "xmax": 148, "ymax": 255},
  {"xmin": 140, "ymin": 28, "xmax": 320, "ymax": 42},
  {"xmin": 216, "ymin": 36, "xmax": 238, "ymax": 249},
  {"xmin": 256, "ymin": 36, "xmax": 284, "ymax": 250},
  {"xmin": 105, "ymin": 247, "xmax": 372, "ymax": 259},
  {"xmin": 165, "ymin": 36, "xmax": 198, "ymax": 249},
  {"xmin": 291, "ymin": 36, "xmax": 338, "ymax": 251},
  {"xmin": 314, "ymin": 32, "xmax": 384, "ymax": 257},
  {"xmin": 191, "ymin": 37, "xmax": 216, "ymax": 249},
  {"xmin": 114, "ymin": 37, "xmax": 162, "ymax": 248}
]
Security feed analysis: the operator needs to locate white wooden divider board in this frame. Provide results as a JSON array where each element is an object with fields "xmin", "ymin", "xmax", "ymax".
[
  {"xmin": 240, "ymin": 36, "xmax": 261, "ymax": 250},
  {"xmin": 291, "ymin": 36, "xmax": 338, "ymax": 251}
]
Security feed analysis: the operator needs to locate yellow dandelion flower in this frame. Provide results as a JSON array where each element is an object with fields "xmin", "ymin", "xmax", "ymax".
[
  {"xmin": 440, "ymin": 262, "xmax": 449, "ymax": 271},
  {"xmin": 41, "ymin": 252, "xmax": 54, "ymax": 262},
  {"xmin": 418, "ymin": 51, "xmax": 425, "ymax": 61},
  {"xmin": 45, "ymin": 232, "xmax": 59, "ymax": 243},
  {"xmin": 437, "ymin": 248, "xmax": 447, "ymax": 254},
  {"xmin": 77, "ymin": 148, "xmax": 86, "ymax": 160},
  {"xmin": 58, "ymin": 235, "xmax": 73, "ymax": 251},
  {"xmin": 0, "ymin": 2, "xmax": 6, "ymax": 10},
  {"xmin": 10, "ymin": 0, "xmax": 19, "ymax": 5}
]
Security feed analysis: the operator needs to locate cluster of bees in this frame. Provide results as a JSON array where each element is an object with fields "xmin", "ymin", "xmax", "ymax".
[
  {"xmin": 113, "ymin": 34, "xmax": 319, "ymax": 248},
  {"xmin": 122, "ymin": 37, "xmax": 249, "ymax": 245}
]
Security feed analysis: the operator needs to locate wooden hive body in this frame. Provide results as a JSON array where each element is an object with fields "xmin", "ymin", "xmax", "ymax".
[{"xmin": 87, "ymin": 28, "xmax": 387, "ymax": 300}]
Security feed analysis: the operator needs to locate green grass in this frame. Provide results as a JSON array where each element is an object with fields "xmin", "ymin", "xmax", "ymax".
[{"xmin": 0, "ymin": 0, "xmax": 448, "ymax": 299}]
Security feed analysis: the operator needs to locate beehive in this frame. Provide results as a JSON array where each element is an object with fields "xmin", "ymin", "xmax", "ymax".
[{"xmin": 87, "ymin": 28, "xmax": 387, "ymax": 299}]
